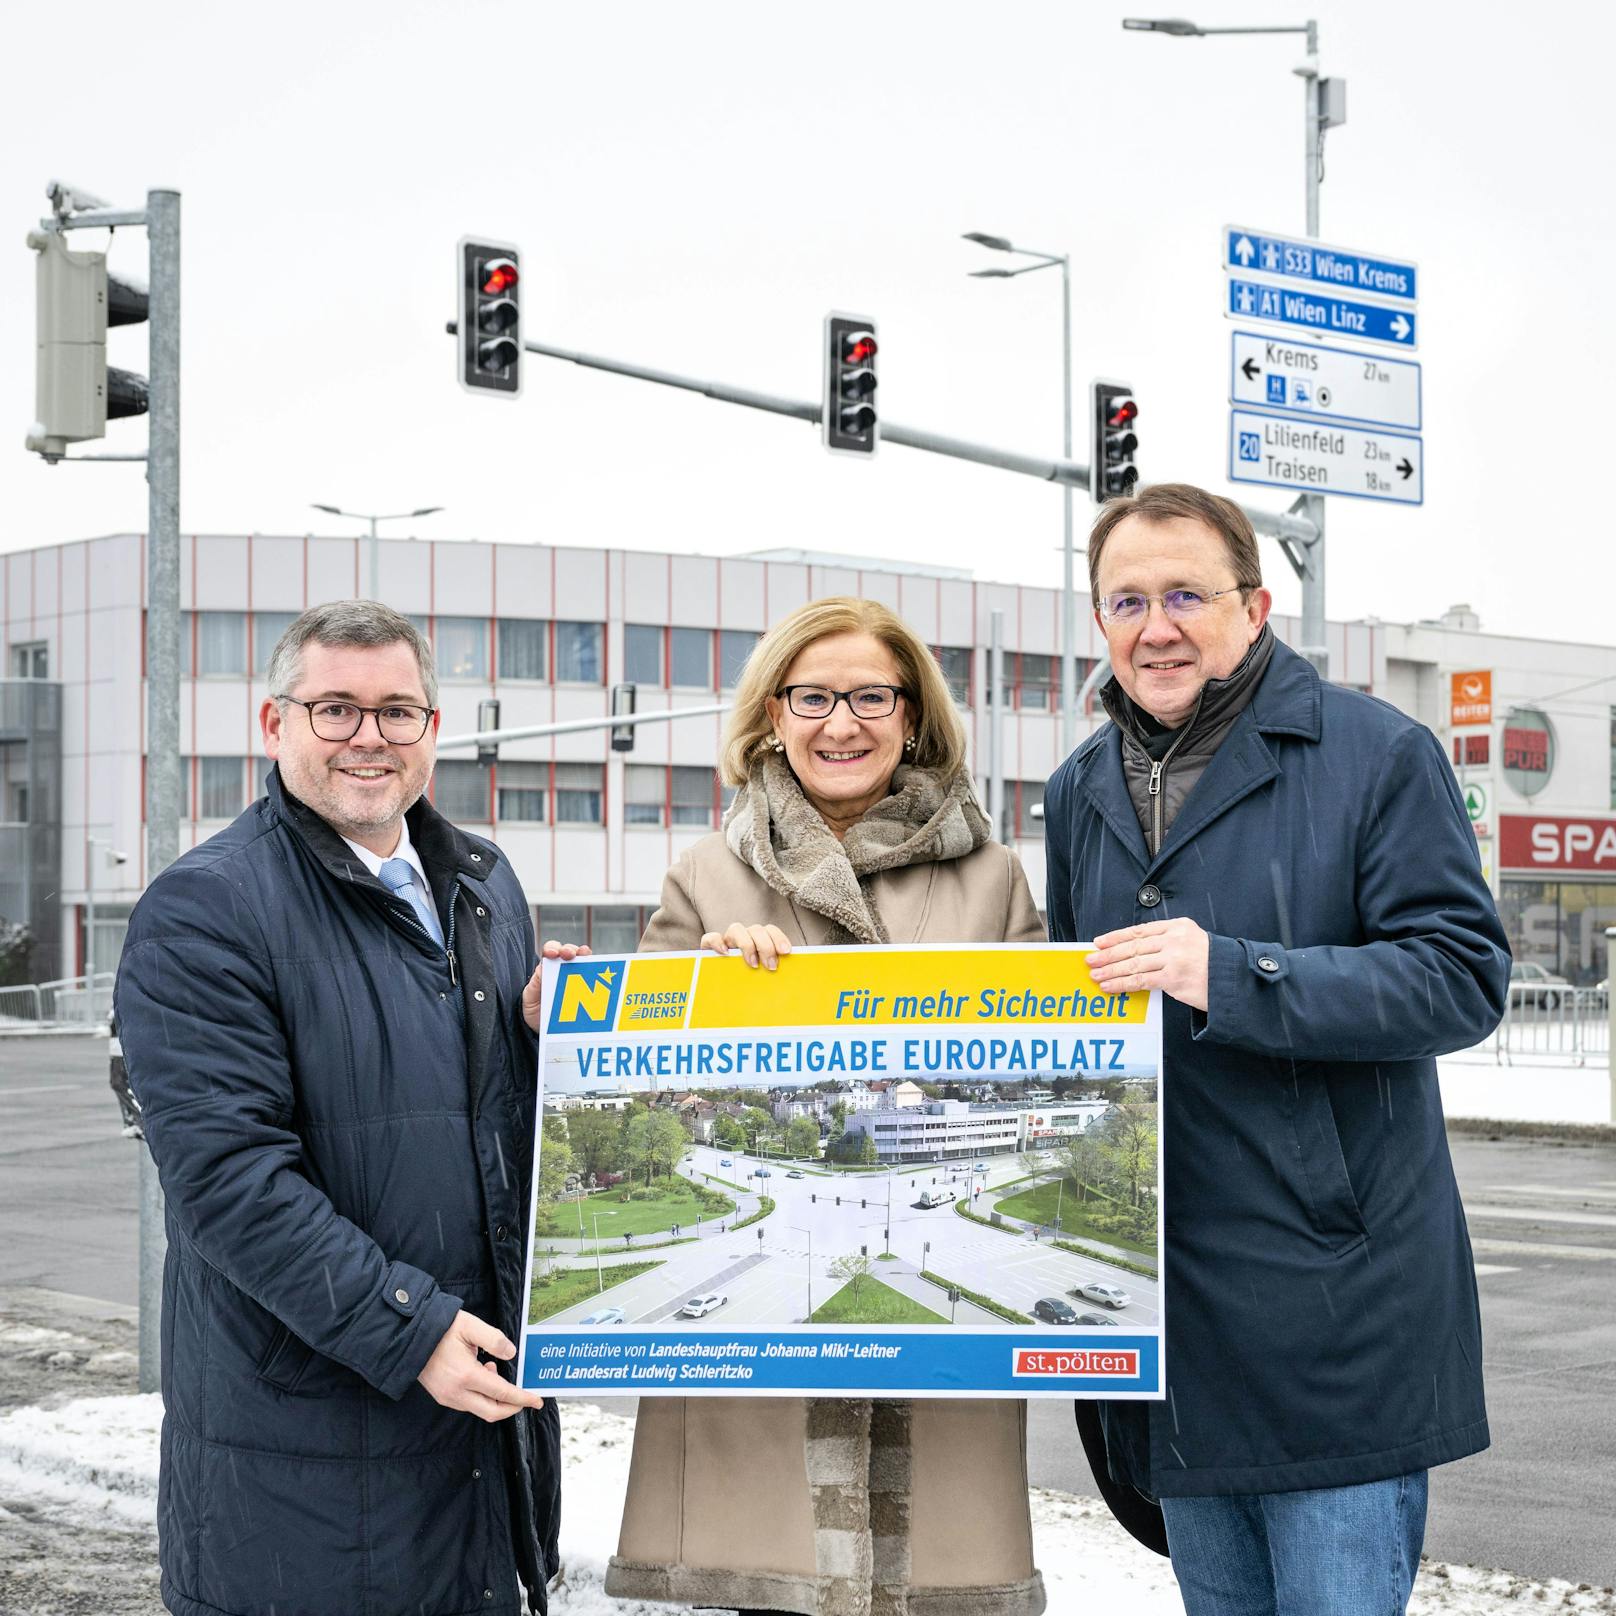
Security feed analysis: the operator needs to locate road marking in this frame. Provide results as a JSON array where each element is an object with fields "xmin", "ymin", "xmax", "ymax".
[
  {"xmin": 1470, "ymin": 1237, "xmax": 1616, "ymax": 1263},
  {"xmin": 0, "ymin": 1084, "xmax": 87, "ymax": 1097},
  {"xmin": 1465, "ymin": 1202, "xmax": 1616, "ymax": 1229},
  {"xmin": 1472, "ymin": 1263, "xmax": 1519, "ymax": 1276},
  {"xmin": 1483, "ymin": 1184, "xmax": 1616, "ymax": 1203}
]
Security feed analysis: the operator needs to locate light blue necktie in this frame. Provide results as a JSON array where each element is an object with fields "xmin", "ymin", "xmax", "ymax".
[{"xmin": 379, "ymin": 857, "xmax": 443, "ymax": 947}]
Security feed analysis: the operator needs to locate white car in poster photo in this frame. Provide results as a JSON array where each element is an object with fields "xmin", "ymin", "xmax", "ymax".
[
  {"xmin": 1075, "ymin": 1280, "xmax": 1131, "ymax": 1310},
  {"xmin": 678, "ymin": 1292, "xmax": 729, "ymax": 1318}
]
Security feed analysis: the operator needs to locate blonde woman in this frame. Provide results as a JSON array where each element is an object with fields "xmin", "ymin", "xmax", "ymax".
[{"xmin": 605, "ymin": 597, "xmax": 1047, "ymax": 1616}]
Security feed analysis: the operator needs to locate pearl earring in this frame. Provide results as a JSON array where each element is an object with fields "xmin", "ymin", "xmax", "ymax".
[
  {"xmin": 904, "ymin": 736, "xmax": 916, "ymax": 753},
  {"xmin": 771, "ymin": 736, "xmax": 785, "ymax": 752}
]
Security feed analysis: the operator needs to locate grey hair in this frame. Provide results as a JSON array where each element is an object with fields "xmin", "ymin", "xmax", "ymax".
[{"xmin": 266, "ymin": 601, "xmax": 438, "ymax": 707}]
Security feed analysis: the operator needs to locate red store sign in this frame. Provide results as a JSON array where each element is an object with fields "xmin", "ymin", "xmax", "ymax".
[{"xmin": 1500, "ymin": 814, "xmax": 1616, "ymax": 874}]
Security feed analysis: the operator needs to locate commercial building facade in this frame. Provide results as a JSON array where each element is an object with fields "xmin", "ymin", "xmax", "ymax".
[{"xmin": 2, "ymin": 531, "xmax": 1612, "ymax": 985}]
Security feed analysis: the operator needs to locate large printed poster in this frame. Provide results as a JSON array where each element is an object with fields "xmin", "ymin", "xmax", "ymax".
[{"xmin": 518, "ymin": 943, "xmax": 1163, "ymax": 1398}]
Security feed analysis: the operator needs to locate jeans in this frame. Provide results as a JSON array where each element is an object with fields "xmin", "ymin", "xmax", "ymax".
[{"xmin": 1159, "ymin": 1471, "xmax": 1429, "ymax": 1616}]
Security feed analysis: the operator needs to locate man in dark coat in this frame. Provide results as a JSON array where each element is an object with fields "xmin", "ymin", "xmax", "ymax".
[
  {"xmin": 1043, "ymin": 484, "xmax": 1509, "ymax": 1615},
  {"xmin": 116, "ymin": 602, "xmax": 569, "ymax": 1616}
]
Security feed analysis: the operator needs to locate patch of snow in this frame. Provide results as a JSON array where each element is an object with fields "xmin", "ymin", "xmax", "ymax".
[
  {"xmin": 0, "ymin": 1395, "xmax": 1610, "ymax": 1614},
  {"xmin": 0, "ymin": 1324, "xmax": 85, "ymax": 1349}
]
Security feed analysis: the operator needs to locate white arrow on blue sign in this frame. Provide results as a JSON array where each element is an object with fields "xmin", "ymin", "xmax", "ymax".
[
  {"xmin": 1227, "ymin": 279, "xmax": 1417, "ymax": 350},
  {"xmin": 1223, "ymin": 226, "xmax": 1417, "ymax": 306}
]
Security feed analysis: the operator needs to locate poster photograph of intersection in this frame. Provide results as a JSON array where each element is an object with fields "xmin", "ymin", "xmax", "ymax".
[{"xmin": 518, "ymin": 943, "xmax": 1163, "ymax": 1399}]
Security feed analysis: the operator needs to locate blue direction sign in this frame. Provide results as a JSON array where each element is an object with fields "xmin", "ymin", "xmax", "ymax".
[
  {"xmin": 1223, "ymin": 226, "xmax": 1417, "ymax": 306},
  {"xmin": 1227, "ymin": 279, "xmax": 1417, "ymax": 350}
]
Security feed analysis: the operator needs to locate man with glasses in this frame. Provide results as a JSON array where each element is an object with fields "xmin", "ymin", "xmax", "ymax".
[
  {"xmin": 1042, "ymin": 484, "xmax": 1509, "ymax": 1615},
  {"xmin": 115, "ymin": 601, "xmax": 570, "ymax": 1616}
]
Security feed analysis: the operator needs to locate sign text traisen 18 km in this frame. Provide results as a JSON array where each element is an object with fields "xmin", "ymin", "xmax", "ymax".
[{"xmin": 1228, "ymin": 408, "xmax": 1423, "ymax": 506}]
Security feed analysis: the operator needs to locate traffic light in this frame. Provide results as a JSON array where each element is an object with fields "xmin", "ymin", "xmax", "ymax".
[
  {"xmin": 457, "ymin": 238, "xmax": 521, "ymax": 396},
  {"xmin": 26, "ymin": 229, "xmax": 149, "ymax": 460},
  {"xmin": 1090, "ymin": 379, "xmax": 1139, "ymax": 504},
  {"xmin": 610, "ymin": 682, "xmax": 637, "ymax": 753},
  {"xmin": 822, "ymin": 313, "xmax": 878, "ymax": 455}
]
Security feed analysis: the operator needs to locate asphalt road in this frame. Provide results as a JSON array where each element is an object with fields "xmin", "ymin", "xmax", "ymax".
[
  {"xmin": 539, "ymin": 1142, "xmax": 1155, "ymax": 1330},
  {"xmin": 4, "ymin": 1036, "xmax": 1613, "ymax": 1587}
]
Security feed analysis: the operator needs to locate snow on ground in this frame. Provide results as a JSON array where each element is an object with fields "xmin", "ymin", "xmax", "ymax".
[
  {"xmin": 0, "ymin": 1395, "xmax": 1611, "ymax": 1615},
  {"xmin": 1438, "ymin": 1051, "xmax": 1613, "ymax": 1128}
]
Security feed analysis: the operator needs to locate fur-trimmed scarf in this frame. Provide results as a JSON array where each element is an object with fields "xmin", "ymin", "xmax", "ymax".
[
  {"xmin": 723, "ymin": 752, "xmax": 989, "ymax": 1616},
  {"xmin": 724, "ymin": 751, "xmax": 991, "ymax": 946}
]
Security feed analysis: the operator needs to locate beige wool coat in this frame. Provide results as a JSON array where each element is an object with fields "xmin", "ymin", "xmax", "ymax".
[{"xmin": 604, "ymin": 811, "xmax": 1048, "ymax": 1616}]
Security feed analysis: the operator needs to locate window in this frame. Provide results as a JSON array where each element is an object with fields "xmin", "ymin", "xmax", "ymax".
[
  {"xmin": 252, "ymin": 613, "xmax": 297, "ymax": 679},
  {"xmin": 184, "ymin": 612, "xmax": 247, "ymax": 677},
  {"xmin": 435, "ymin": 617, "xmax": 488, "ymax": 680},
  {"xmin": 624, "ymin": 624, "xmax": 663, "ymax": 686},
  {"xmin": 555, "ymin": 622, "xmax": 604, "ymax": 683},
  {"xmin": 539, "ymin": 905, "xmax": 586, "ymax": 945},
  {"xmin": 495, "ymin": 761, "xmax": 547, "ymax": 822},
  {"xmin": 591, "ymin": 906, "xmax": 641, "ymax": 953},
  {"xmin": 1611, "ymin": 708, "xmax": 1616, "ymax": 810},
  {"xmin": 1016, "ymin": 653, "xmax": 1056, "ymax": 711},
  {"xmin": 497, "ymin": 619, "xmax": 547, "ymax": 682},
  {"xmin": 719, "ymin": 630, "xmax": 760, "ymax": 689},
  {"xmin": 434, "ymin": 759, "xmax": 491, "ymax": 822},
  {"xmin": 10, "ymin": 642, "xmax": 47, "ymax": 679},
  {"xmin": 932, "ymin": 646, "xmax": 971, "ymax": 705},
  {"xmin": 554, "ymin": 762, "xmax": 603, "ymax": 823},
  {"xmin": 624, "ymin": 764, "xmax": 666, "ymax": 827},
  {"xmin": 197, "ymin": 756, "xmax": 252, "ymax": 820},
  {"xmin": 1015, "ymin": 780, "xmax": 1045, "ymax": 838},
  {"xmin": 670, "ymin": 627, "xmax": 711, "ymax": 689},
  {"xmin": 720, "ymin": 783, "xmax": 738, "ymax": 819},
  {"xmin": 672, "ymin": 765, "xmax": 717, "ymax": 827}
]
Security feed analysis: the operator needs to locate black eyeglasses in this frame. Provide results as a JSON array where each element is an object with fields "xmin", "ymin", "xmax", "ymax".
[
  {"xmin": 279, "ymin": 697, "xmax": 435, "ymax": 744},
  {"xmin": 779, "ymin": 685, "xmax": 908, "ymax": 720}
]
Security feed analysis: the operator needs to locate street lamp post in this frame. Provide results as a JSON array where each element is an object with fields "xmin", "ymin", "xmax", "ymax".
[
  {"xmin": 590, "ymin": 1209, "xmax": 616, "ymax": 1293},
  {"xmin": 963, "ymin": 232, "xmax": 1079, "ymax": 759},
  {"xmin": 309, "ymin": 504, "xmax": 445, "ymax": 602},
  {"xmin": 1121, "ymin": 15, "xmax": 1344, "ymax": 677},
  {"xmin": 791, "ymin": 1225, "xmax": 815, "ymax": 1320}
]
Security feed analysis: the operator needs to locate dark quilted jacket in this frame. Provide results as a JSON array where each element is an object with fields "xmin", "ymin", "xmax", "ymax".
[{"xmin": 115, "ymin": 767, "xmax": 560, "ymax": 1616}]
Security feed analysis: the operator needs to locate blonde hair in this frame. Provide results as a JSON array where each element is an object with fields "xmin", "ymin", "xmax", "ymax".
[{"xmin": 720, "ymin": 596, "xmax": 967, "ymax": 787}]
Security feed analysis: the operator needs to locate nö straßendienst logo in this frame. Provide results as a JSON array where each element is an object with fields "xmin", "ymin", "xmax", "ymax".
[{"xmin": 547, "ymin": 960, "xmax": 623, "ymax": 1034}]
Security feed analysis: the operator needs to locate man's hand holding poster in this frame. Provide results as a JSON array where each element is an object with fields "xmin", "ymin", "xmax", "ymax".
[{"xmin": 519, "ymin": 943, "xmax": 1163, "ymax": 1398}]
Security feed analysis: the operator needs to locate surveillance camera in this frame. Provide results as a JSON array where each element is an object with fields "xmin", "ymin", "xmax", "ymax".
[
  {"xmin": 46, "ymin": 179, "xmax": 112, "ymax": 217},
  {"xmin": 111, "ymin": 849, "xmax": 129, "ymax": 865}
]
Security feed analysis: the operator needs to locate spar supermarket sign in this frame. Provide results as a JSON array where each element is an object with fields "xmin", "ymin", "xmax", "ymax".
[{"xmin": 1500, "ymin": 815, "xmax": 1616, "ymax": 874}]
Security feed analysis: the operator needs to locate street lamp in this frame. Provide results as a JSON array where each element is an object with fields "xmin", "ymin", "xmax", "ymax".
[
  {"xmin": 791, "ymin": 1225, "xmax": 815, "ymax": 1320},
  {"xmin": 309, "ymin": 503, "xmax": 445, "ymax": 603},
  {"xmin": 1121, "ymin": 15, "xmax": 1344, "ymax": 676},
  {"xmin": 590, "ymin": 1209, "xmax": 616, "ymax": 1293},
  {"xmin": 963, "ymin": 230, "xmax": 1077, "ymax": 759}
]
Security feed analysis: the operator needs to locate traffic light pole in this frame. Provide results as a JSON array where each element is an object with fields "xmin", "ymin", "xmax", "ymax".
[
  {"xmin": 141, "ymin": 186, "xmax": 182, "ymax": 1397},
  {"xmin": 1295, "ymin": 40, "xmax": 1329, "ymax": 677}
]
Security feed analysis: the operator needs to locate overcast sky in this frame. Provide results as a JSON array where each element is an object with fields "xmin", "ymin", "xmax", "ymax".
[{"xmin": 2, "ymin": 0, "xmax": 1609, "ymax": 645}]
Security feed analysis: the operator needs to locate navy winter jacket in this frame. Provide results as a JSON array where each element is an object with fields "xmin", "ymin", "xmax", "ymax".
[
  {"xmin": 1043, "ymin": 642, "xmax": 1509, "ymax": 1506},
  {"xmin": 116, "ymin": 768, "xmax": 560, "ymax": 1616}
]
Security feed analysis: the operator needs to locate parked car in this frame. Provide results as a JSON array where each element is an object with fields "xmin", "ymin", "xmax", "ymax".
[
  {"xmin": 679, "ymin": 1292, "xmax": 728, "ymax": 1318},
  {"xmin": 786, "ymin": 1169, "xmax": 805, "ymax": 1179},
  {"xmin": 1508, "ymin": 961, "xmax": 1570, "ymax": 1010},
  {"xmin": 1075, "ymin": 1280, "xmax": 1131, "ymax": 1310},
  {"xmin": 1074, "ymin": 1311, "xmax": 1119, "ymax": 1327},
  {"xmin": 1033, "ymin": 1296, "xmax": 1079, "ymax": 1325},
  {"xmin": 579, "ymin": 1307, "xmax": 625, "ymax": 1326}
]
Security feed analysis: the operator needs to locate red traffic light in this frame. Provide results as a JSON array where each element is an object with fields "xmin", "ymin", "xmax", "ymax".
[
  {"xmin": 481, "ymin": 258, "xmax": 519, "ymax": 296},
  {"xmin": 843, "ymin": 333, "xmax": 877, "ymax": 365},
  {"xmin": 1107, "ymin": 397, "xmax": 1138, "ymax": 429}
]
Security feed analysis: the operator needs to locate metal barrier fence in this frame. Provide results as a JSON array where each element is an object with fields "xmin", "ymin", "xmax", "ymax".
[
  {"xmin": 1482, "ymin": 986, "xmax": 1611, "ymax": 1066},
  {"xmin": 0, "ymin": 972, "xmax": 116, "ymax": 1027}
]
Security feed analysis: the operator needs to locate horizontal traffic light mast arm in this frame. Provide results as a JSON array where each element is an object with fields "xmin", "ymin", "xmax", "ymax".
[
  {"xmin": 443, "ymin": 323, "xmax": 1320, "ymax": 544},
  {"xmin": 38, "ymin": 207, "xmax": 151, "ymax": 232},
  {"xmin": 436, "ymin": 700, "xmax": 731, "ymax": 753}
]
